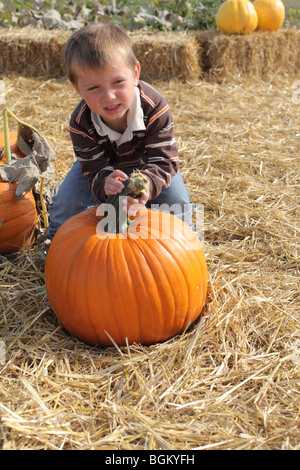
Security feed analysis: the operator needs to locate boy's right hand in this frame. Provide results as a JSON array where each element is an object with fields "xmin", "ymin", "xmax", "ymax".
[{"xmin": 104, "ymin": 169, "xmax": 128, "ymax": 196}]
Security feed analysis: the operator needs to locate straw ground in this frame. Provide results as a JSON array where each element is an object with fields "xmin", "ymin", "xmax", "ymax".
[{"xmin": 0, "ymin": 73, "xmax": 299, "ymax": 450}]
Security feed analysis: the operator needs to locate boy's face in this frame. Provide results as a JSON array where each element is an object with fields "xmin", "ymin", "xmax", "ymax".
[{"xmin": 72, "ymin": 59, "xmax": 140, "ymax": 132}]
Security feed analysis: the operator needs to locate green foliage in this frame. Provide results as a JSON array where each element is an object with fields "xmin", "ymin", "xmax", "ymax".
[
  {"xmin": 0, "ymin": 0, "xmax": 299, "ymax": 30},
  {"xmin": 0, "ymin": 0, "xmax": 222, "ymax": 30},
  {"xmin": 285, "ymin": 6, "xmax": 300, "ymax": 28}
]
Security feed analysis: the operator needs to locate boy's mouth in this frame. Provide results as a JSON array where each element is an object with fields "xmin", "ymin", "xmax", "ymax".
[{"xmin": 105, "ymin": 104, "xmax": 120, "ymax": 111}]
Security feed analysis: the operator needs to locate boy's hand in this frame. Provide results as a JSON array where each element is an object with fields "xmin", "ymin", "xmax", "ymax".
[
  {"xmin": 123, "ymin": 191, "xmax": 150, "ymax": 217},
  {"xmin": 104, "ymin": 169, "xmax": 127, "ymax": 196},
  {"xmin": 104, "ymin": 170, "xmax": 150, "ymax": 216}
]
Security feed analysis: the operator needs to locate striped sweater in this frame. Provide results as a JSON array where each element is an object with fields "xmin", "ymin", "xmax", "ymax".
[{"xmin": 69, "ymin": 80, "xmax": 179, "ymax": 202}]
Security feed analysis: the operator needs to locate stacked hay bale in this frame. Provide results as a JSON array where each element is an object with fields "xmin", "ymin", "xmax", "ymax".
[
  {"xmin": 1, "ymin": 27, "xmax": 300, "ymax": 82},
  {"xmin": 0, "ymin": 28, "xmax": 201, "ymax": 81},
  {"xmin": 0, "ymin": 28, "xmax": 69, "ymax": 78},
  {"xmin": 130, "ymin": 31, "xmax": 202, "ymax": 81},
  {"xmin": 197, "ymin": 29, "xmax": 300, "ymax": 80}
]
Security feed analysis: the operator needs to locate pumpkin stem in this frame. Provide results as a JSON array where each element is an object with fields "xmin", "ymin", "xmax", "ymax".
[
  {"xmin": 39, "ymin": 177, "xmax": 49, "ymax": 229},
  {"xmin": 3, "ymin": 108, "xmax": 44, "ymax": 164},
  {"xmin": 5, "ymin": 107, "xmax": 43, "ymax": 139},
  {"xmin": 2, "ymin": 108, "xmax": 50, "ymax": 229},
  {"xmin": 3, "ymin": 108, "xmax": 11, "ymax": 163},
  {"xmin": 102, "ymin": 170, "xmax": 150, "ymax": 234}
]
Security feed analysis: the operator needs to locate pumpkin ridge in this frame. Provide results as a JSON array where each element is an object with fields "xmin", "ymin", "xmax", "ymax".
[
  {"xmin": 0, "ymin": 181, "xmax": 38, "ymax": 254},
  {"xmin": 0, "ymin": 220, "xmax": 36, "ymax": 240},
  {"xmin": 154, "ymin": 236, "xmax": 192, "ymax": 333},
  {"xmin": 155, "ymin": 229, "xmax": 207, "ymax": 330},
  {"xmin": 0, "ymin": 226, "xmax": 35, "ymax": 248},
  {"xmin": 0, "ymin": 201, "xmax": 36, "ymax": 218},
  {"xmin": 85, "ymin": 238, "xmax": 112, "ymax": 345},
  {"xmin": 1, "ymin": 204, "xmax": 36, "ymax": 227},
  {"xmin": 126, "ymin": 237, "xmax": 161, "ymax": 343},
  {"xmin": 46, "ymin": 229, "xmax": 93, "ymax": 336},
  {"xmin": 47, "ymin": 239, "xmax": 74, "ymax": 332},
  {"xmin": 67, "ymin": 235, "xmax": 104, "ymax": 344},
  {"xmin": 65, "ymin": 233, "xmax": 103, "ymax": 342},
  {"xmin": 104, "ymin": 238, "xmax": 130, "ymax": 344},
  {"xmin": 134, "ymin": 235, "xmax": 186, "ymax": 342},
  {"xmin": 115, "ymin": 239, "xmax": 143, "ymax": 344}
]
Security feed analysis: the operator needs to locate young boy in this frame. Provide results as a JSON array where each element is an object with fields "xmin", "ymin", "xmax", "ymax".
[{"xmin": 48, "ymin": 23, "xmax": 194, "ymax": 239}]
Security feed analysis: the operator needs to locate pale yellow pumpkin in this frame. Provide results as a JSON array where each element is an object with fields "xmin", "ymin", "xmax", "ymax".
[
  {"xmin": 216, "ymin": 0, "xmax": 258, "ymax": 34},
  {"xmin": 254, "ymin": 0, "xmax": 285, "ymax": 31}
]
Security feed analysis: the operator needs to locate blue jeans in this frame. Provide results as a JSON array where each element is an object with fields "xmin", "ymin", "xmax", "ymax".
[{"xmin": 48, "ymin": 160, "xmax": 194, "ymax": 239}]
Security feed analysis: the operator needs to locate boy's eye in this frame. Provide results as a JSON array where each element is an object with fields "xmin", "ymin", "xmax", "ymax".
[{"xmin": 87, "ymin": 86, "xmax": 99, "ymax": 91}]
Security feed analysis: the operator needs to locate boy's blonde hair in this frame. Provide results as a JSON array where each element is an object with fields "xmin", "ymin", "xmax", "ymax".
[{"xmin": 64, "ymin": 23, "xmax": 138, "ymax": 84}]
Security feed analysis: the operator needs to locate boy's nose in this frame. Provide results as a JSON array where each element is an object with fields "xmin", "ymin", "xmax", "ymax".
[{"xmin": 102, "ymin": 88, "xmax": 115, "ymax": 102}]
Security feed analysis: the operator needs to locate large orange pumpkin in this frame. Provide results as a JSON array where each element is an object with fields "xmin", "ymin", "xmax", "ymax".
[
  {"xmin": 0, "ymin": 133, "xmax": 38, "ymax": 255},
  {"xmin": 254, "ymin": 0, "xmax": 285, "ymax": 31},
  {"xmin": 45, "ymin": 204, "xmax": 208, "ymax": 346}
]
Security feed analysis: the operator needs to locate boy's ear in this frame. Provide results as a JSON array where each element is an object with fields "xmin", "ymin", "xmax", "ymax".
[
  {"xmin": 134, "ymin": 61, "xmax": 141, "ymax": 85},
  {"xmin": 70, "ymin": 81, "xmax": 79, "ymax": 94}
]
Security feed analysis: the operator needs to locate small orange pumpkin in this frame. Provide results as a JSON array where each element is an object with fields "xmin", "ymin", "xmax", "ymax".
[
  {"xmin": 0, "ymin": 132, "xmax": 38, "ymax": 255},
  {"xmin": 0, "ymin": 178, "xmax": 38, "ymax": 255},
  {"xmin": 216, "ymin": 0, "xmax": 258, "ymax": 34},
  {"xmin": 0, "ymin": 131, "xmax": 25, "ymax": 160},
  {"xmin": 254, "ymin": 0, "xmax": 285, "ymax": 31}
]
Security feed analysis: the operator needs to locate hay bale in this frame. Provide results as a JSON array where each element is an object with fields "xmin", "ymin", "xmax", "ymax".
[
  {"xmin": 197, "ymin": 29, "xmax": 300, "ymax": 80},
  {"xmin": 1, "ymin": 27, "xmax": 300, "ymax": 82},
  {"xmin": 130, "ymin": 31, "xmax": 202, "ymax": 81},
  {"xmin": 0, "ymin": 28, "xmax": 201, "ymax": 81},
  {"xmin": 0, "ymin": 28, "xmax": 69, "ymax": 78}
]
